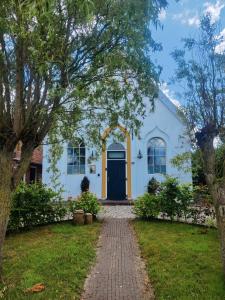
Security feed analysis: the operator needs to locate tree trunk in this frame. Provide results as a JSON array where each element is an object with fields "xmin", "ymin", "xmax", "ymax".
[
  {"xmin": 211, "ymin": 186, "xmax": 225, "ymax": 275},
  {"xmin": 0, "ymin": 144, "xmax": 36, "ymax": 281},
  {"xmin": 0, "ymin": 184, "xmax": 11, "ymax": 282},
  {"xmin": 0, "ymin": 153, "xmax": 13, "ymax": 282},
  {"xmin": 199, "ymin": 134, "xmax": 225, "ymax": 276}
]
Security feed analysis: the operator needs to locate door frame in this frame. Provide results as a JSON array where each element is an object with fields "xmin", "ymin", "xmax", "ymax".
[{"xmin": 101, "ymin": 125, "xmax": 132, "ymax": 199}]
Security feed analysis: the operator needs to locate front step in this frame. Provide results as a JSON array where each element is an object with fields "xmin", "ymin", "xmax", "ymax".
[{"xmin": 98, "ymin": 199, "xmax": 134, "ymax": 206}]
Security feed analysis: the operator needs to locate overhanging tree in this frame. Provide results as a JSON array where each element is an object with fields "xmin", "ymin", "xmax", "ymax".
[
  {"xmin": 172, "ymin": 15, "xmax": 225, "ymax": 275},
  {"xmin": 0, "ymin": 0, "xmax": 167, "ymax": 279}
]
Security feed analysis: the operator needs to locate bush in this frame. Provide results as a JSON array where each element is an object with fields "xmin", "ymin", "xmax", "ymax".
[
  {"xmin": 135, "ymin": 177, "xmax": 194, "ymax": 221},
  {"xmin": 159, "ymin": 177, "xmax": 180, "ymax": 220},
  {"xmin": 70, "ymin": 191, "xmax": 100, "ymax": 215},
  {"xmin": 8, "ymin": 183, "xmax": 67, "ymax": 231},
  {"xmin": 147, "ymin": 177, "xmax": 160, "ymax": 194},
  {"xmin": 134, "ymin": 193, "xmax": 160, "ymax": 219},
  {"xmin": 177, "ymin": 184, "xmax": 193, "ymax": 219},
  {"xmin": 81, "ymin": 176, "xmax": 90, "ymax": 192}
]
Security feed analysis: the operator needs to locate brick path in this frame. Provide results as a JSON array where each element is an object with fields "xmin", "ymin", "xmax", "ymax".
[{"xmin": 81, "ymin": 218, "xmax": 154, "ymax": 300}]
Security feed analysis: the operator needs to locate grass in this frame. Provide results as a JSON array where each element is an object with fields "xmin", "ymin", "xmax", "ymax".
[
  {"xmin": 133, "ymin": 220, "xmax": 225, "ymax": 300},
  {"xmin": 0, "ymin": 222, "xmax": 101, "ymax": 300}
]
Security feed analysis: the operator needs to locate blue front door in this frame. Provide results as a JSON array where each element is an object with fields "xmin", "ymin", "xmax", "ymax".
[{"xmin": 107, "ymin": 151, "xmax": 126, "ymax": 200}]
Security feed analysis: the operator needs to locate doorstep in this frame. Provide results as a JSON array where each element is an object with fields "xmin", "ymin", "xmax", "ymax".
[{"xmin": 98, "ymin": 199, "xmax": 134, "ymax": 206}]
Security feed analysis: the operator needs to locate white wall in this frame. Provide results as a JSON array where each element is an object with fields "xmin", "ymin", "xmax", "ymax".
[{"xmin": 43, "ymin": 93, "xmax": 192, "ymax": 200}]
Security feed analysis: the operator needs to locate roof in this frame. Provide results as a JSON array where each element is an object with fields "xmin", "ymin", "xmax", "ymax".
[
  {"xmin": 158, "ymin": 89, "xmax": 183, "ymax": 123},
  {"xmin": 31, "ymin": 147, "xmax": 43, "ymax": 165},
  {"xmin": 14, "ymin": 146, "xmax": 43, "ymax": 165}
]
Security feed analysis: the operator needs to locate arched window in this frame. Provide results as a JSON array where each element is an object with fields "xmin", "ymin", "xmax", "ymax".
[
  {"xmin": 67, "ymin": 142, "xmax": 85, "ymax": 174},
  {"xmin": 147, "ymin": 137, "xmax": 166, "ymax": 174}
]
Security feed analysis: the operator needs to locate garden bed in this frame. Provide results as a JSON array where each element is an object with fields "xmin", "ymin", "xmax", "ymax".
[
  {"xmin": 134, "ymin": 220, "xmax": 225, "ymax": 299},
  {"xmin": 0, "ymin": 222, "xmax": 101, "ymax": 299}
]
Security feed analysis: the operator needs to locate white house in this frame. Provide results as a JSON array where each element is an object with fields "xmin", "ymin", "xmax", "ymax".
[{"xmin": 43, "ymin": 91, "xmax": 192, "ymax": 200}]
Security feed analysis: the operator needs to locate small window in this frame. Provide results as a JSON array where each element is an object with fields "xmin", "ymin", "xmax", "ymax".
[
  {"xmin": 107, "ymin": 151, "xmax": 126, "ymax": 159},
  {"xmin": 147, "ymin": 137, "xmax": 166, "ymax": 174},
  {"xmin": 67, "ymin": 142, "xmax": 85, "ymax": 174}
]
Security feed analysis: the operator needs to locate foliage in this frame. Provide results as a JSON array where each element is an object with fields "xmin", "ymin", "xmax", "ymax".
[
  {"xmin": 172, "ymin": 15, "xmax": 225, "ymax": 274},
  {"xmin": 171, "ymin": 145, "xmax": 225, "ymax": 186},
  {"xmin": 158, "ymin": 177, "xmax": 181, "ymax": 220},
  {"xmin": 69, "ymin": 192, "xmax": 100, "ymax": 215},
  {"xmin": 147, "ymin": 177, "xmax": 160, "ymax": 194},
  {"xmin": 171, "ymin": 15, "xmax": 225, "ymax": 141},
  {"xmin": 0, "ymin": 0, "xmax": 167, "ymax": 277},
  {"xmin": 193, "ymin": 184, "xmax": 213, "ymax": 205},
  {"xmin": 134, "ymin": 220, "xmax": 225, "ymax": 299},
  {"xmin": 8, "ymin": 183, "xmax": 67, "ymax": 231},
  {"xmin": 0, "ymin": 223, "xmax": 101, "ymax": 299},
  {"xmin": 81, "ymin": 176, "xmax": 90, "ymax": 192},
  {"xmin": 135, "ymin": 177, "xmax": 193, "ymax": 220},
  {"xmin": 134, "ymin": 193, "xmax": 160, "ymax": 219},
  {"xmin": 0, "ymin": 0, "xmax": 168, "ymax": 167}
]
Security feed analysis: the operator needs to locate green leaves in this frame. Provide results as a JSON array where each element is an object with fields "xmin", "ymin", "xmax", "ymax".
[{"xmin": 69, "ymin": 191, "xmax": 101, "ymax": 215}]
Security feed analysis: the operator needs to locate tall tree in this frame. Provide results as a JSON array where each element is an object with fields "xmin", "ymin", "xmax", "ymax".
[
  {"xmin": 172, "ymin": 15, "xmax": 225, "ymax": 275},
  {"xmin": 0, "ymin": 0, "xmax": 167, "ymax": 279}
]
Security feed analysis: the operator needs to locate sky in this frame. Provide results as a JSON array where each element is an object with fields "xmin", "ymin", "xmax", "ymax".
[{"xmin": 152, "ymin": 0, "xmax": 225, "ymax": 106}]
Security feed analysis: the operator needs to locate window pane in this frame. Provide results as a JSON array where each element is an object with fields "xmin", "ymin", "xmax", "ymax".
[
  {"xmin": 67, "ymin": 165, "xmax": 73, "ymax": 174},
  {"xmin": 80, "ymin": 164, "xmax": 85, "ymax": 174},
  {"xmin": 154, "ymin": 165, "xmax": 160, "ymax": 173},
  {"xmin": 161, "ymin": 165, "xmax": 166, "ymax": 174},
  {"xmin": 73, "ymin": 165, "xmax": 79, "ymax": 174},
  {"xmin": 72, "ymin": 157, "xmax": 79, "ymax": 165},
  {"xmin": 159, "ymin": 148, "xmax": 166, "ymax": 155},
  {"xmin": 148, "ymin": 166, "xmax": 154, "ymax": 174},
  {"xmin": 80, "ymin": 156, "xmax": 85, "ymax": 165},
  {"xmin": 155, "ymin": 147, "xmax": 166, "ymax": 156},
  {"xmin": 148, "ymin": 156, "xmax": 153, "ymax": 165},
  {"xmin": 148, "ymin": 147, "xmax": 154, "ymax": 155},
  {"xmin": 107, "ymin": 151, "xmax": 125, "ymax": 159},
  {"xmin": 73, "ymin": 148, "xmax": 79, "ymax": 158},
  {"xmin": 154, "ymin": 156, "xmax": 161, "ymax": 165},
  {"xmin": 159, "ymin": 156, "xmax": 166, "ymax": 165},
  {"xmin": 80, "ymin": 147, "xmax": 85, "ymax": 156},
  {"xmin": 67, "ymin": 148, "xmax": 73, "ymax": 156}
]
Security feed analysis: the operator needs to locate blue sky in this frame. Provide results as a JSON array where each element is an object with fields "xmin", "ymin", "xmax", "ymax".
[{"xmin": 152, "ymin": 0, "xmax": 225, "ymax": 105}]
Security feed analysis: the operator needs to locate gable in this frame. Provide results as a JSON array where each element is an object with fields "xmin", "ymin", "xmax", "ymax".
[{"xmin": 157, "ymin": 90, "xmax": 183, "ymax": 124}]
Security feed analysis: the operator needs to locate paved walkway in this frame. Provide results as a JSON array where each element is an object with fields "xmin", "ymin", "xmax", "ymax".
[
  {"xmin": 81, "ymin": 217, "xmax": 154, "ymax": 300},
  {"xmin": 97, "ymin": 205, "xmax": 135, "ymax": 220}
]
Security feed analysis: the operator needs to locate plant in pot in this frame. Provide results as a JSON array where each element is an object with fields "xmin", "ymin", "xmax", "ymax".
[{"xmin": 81, "ymin": 176, "xmax": 90, "ymax": 193}]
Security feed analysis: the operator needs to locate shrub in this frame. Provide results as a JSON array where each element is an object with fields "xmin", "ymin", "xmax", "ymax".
[
  {"xmin": 8, "ymin": 183, "xmax": 67, "ymax": 231},
  {"xmin": 147, "ymin": 177, "xmax": 160, "ymax": 194},
  {"xmin": 193, "ymin": 185, "xmax": 213, "ymax": 205},
  {"xmin": 158, "ymin": 177, "xmax": 193, "ymax": 221},
  {"xmin": 81, "ymin": 176, "xmax": 90, "ymax": 192},
  {"xmin": 134, "ymin": 193, "xmax": 160, "ymax": 219},
  {"xmin": 158, "ymin": 177, "xmax": 180, "ymax": 220},
  {"xmin": 70, "ymin": 191, "xmax": 100, "ymax": 215},
  {"xmin": 177, "ymin": 184, "xmax": 193, "ymax": 219}
]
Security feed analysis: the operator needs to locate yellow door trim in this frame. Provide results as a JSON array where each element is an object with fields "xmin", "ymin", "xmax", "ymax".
[{"xmin": 101, "ymin": 125, "xmax": 132, "ymax": 199}]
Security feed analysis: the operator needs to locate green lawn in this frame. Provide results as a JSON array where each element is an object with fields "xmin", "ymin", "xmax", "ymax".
[
  {"xmin": 0, "ymin": 222, "xmax": 101, "ymax": 299},
  {"xmin": 134, "ymin": 220, "xmax": 225, "ymax": 300}
]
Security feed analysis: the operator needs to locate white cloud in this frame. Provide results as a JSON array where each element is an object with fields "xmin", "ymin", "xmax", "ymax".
[
  {"xmin": 172, "ymin": 0, "xmax": 225, "ymax": 27},
  {"xmin": 215, "ymin": 28, "xmax": 225, "ymax": 54},
  {"xmin": 187, "ymin": 15, "xmax": 200, "ymax": 27},
  {"xmin": 160, "ymin": 82, "xmax": 181, "ymax": 107},
  {"xmin": 172, "ymin": 11, "xmax": 200, "ymax": 27},
  {"xmin": 159, "ymin": 9, "xmax": 167, "ymax": 21},
  {"xmin": 203, "ymin": 1, "xmax": 225, "ymax": 23}
]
